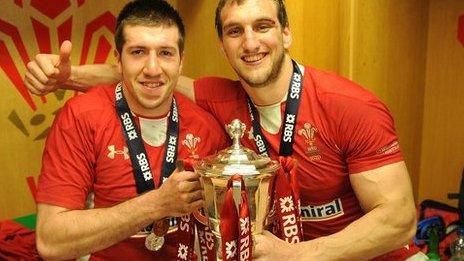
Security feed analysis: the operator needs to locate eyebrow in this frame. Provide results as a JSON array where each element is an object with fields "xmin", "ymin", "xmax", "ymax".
[
  {"xmin": 254, "ymin": 18, "xmax": 277, "ymax": 25},
  {"xmin": 223, "ymin": 18, "xmax": 277, "ymax": 30},
  {"xmin": 126, "ymin": 45, "xmax": 178, "ymax": 51}
]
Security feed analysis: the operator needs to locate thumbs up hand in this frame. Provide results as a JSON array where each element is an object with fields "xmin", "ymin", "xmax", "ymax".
[{"xmin": 25, "ymin": 40, "xmax": 73, "ymax": 95}]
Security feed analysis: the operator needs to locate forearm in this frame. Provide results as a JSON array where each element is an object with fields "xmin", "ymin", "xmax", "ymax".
[
  {"xmin": 63, "ymin": 64, "xmax": 120, "ymax": 92},
  {"xmin": 36, "ymin": 190, "xmax": 166, "ymax": 259},
  {"xmin": 296, "ymin": 199, "xmax": 416, "ymax": 260},
  {"xmin": 175, "ymin": 75, "xmax": 195, "ymax": 102}
]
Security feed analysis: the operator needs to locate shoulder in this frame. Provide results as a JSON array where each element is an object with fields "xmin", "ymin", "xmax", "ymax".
[
  {"xmin": 175, "ymin": 93, "xmax": 223, "ymax": 127},
  {"xmin": 194, "ymin": 76, "xmax": 239, "ymax": 88},
  {"xmin": 193, "ymin": 76, "xmax": 246, "ymax": 101},
  {"xmin": 305, "ymin": 67, "xmax": 378, "ymax": 101},
  {"xmin": 64, "ymin": 84, "xmax": 114, "ymax": 112},
  {"xmin": 57, "ymin": 84, "xmax": 116, "ymax": 127},
  {"xmin": 304, "ymin": 66, "xmax": 391, "ymax": 115},
  {"xmin": 175, "ymin": 93, "xmax": 229, "ymax": 151}
]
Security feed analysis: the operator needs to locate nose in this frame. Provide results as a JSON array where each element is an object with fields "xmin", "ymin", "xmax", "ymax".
[
  {"xmin": 143, "ymin": 52, "xmax": 162, "ymax": 77},
  {"xmin": 242, "ymin": 28, "xmax": 259, "ymax": 52}
]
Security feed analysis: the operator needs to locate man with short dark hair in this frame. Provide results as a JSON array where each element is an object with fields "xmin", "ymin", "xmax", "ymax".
[{"xmin": 33, "ymin": 0, "xmax": 227, "ymax": 259}]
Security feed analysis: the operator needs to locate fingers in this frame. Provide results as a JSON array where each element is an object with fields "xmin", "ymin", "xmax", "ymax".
[
  {"xmin": 261, "ymin": 230, "xmax": 274, "ymax": 236},
  {"xmin": 183, "ymin": 189, "xmax": 203, "ymax": 203},
  {"xmin": 252, "ymin": 234, "xmax": 264, "ymax": 258},
  {"xmin": 24, "ymin": 70, "xmax": 55, "ymax": 95},
  {"xmin": 189, "ymin": 198, "xmax": 205, "ymax": 211},
  {"xmin": 34, "ymin": 53, "xmax": 60, "ymax": 78},
  {"xmin": 179, "ymin": 180, "xmax": 202, "ymax": 192},
  {"xmin": 26, "ymin": 59, "xmax": 55, "ymax": 85},
  {"xmin": 173, "ymin": 169, "xmax": 200, "ymax": 181},
  {"xmin": 252, "ymin": 231, "xmax": 275, "ymax": 258},
  {"xmin": 25, "ymin": 53, "xmax": 61, "ymax": 96},
  {"xmin": 176, "ymin": 179, "xmax": 203, "ymax": 204},
  {"xmin": 157, "ymin": 168, "xmax": 206, "ymax": 217}
]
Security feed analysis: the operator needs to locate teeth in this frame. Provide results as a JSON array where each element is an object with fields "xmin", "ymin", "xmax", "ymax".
[
  {"xmin": 243, "ymin": 53, "xmax": 265, "ymax": 62},
  {"xmin": 142, "ymin": 82, "xmax": 162, "ymax": 88}
]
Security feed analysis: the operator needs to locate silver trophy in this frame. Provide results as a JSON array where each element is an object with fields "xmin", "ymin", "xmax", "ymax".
[{"xmin": 194, "ymin": 119, "xmax": 280, "ymax": 259}]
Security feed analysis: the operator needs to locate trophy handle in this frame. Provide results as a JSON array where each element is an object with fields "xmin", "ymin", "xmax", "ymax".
[{"xmin": 193, "ymin": 208, "xmax": 209, "ymax": 225}]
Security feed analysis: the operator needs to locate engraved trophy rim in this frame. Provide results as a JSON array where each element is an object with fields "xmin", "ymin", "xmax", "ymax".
[{"xmin": 194, "ymin": 119, "xmax": 280, "ymax": 176}]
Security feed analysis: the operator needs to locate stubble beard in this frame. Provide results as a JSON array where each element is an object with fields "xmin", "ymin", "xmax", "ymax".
[
  {"xmin": 235, "ymin": 50, "xmax": 285, "ymax": 89},
  {"xmin": 129, "ymin": 82, "xmax": 167, "ymax": 113}
]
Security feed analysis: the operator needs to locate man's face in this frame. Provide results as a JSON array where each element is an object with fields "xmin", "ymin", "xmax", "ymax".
[
  {"xmin": 116, "ymin": 24, "xmax": 183, "ymax": 117},
  {"xmin": 219, "ymin": 0, "xmax": 291, "ymax": 88}
]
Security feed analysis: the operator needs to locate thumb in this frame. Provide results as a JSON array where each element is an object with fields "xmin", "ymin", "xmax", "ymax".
[
  {"xmin": 53, "ymin": 40, "xmax": 72, "ymax": 81},
  {"xmin": 262, "ymin": 230, "xmax": 274, "ymax": 237},
  {"xmin": 259, "ymin": 230, "xmax": 280, "ymax": 241},
  {"xmin": 58, "ymin": 40, "xmax": 72, "ymax": 65}
]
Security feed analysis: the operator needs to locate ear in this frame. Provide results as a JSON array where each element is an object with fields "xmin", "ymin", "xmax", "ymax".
[
  {"xmin": 114, "ymin": 49, "xmax": 122, "ymax": 74},
  {"xmin": 179, "ymin": 51, "xmax": 185, "ymax": 73},
  {"xmin": 282, "ymin": 26, "xmax": 292, "ymax": 49},
  {"xmin": 219, "ymin": 39, "xmax": 227, "ymax": 58}
]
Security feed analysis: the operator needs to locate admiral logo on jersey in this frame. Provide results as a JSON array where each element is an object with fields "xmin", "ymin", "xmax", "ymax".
[{"xmin": 300, "ymin": 198, "xmax": 344, "ymax": 221}]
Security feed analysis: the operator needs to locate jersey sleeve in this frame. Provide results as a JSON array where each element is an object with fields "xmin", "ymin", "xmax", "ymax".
[
  {"xmin": 327, "ymin": 93, "xmax": 403, "ymax": 174},
  {"xmin": 194, "ymin": 77, "xmax": 224, "ymax": 113},
  {"xmin": 36, "ymin": 100, "xmax": 96, "ymax": 209},
  {"xmin": 179, "ymin": 92, "xmax": 231, "ymax": 157},
  {"xmin": 193, "ymin": 77, "xmax": 247, "ymax": 128}
]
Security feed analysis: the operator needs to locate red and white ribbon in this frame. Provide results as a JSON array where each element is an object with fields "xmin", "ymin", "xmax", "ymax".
[
  {"xmin": 271, "ymin": 156, "xmax": 303, "ymax": 243},
  {"xmin": 237, "ymin": 178, "xmax": 252, "ymax": 261}
]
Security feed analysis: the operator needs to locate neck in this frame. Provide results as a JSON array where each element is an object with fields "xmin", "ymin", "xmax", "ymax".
[
  {"xmin": 242, "ymin": 55, "xmax": 294, "ymax": 106},
  {"xmin": 132, "ymin": 107, "xmax": 171, "ymax": 119}
]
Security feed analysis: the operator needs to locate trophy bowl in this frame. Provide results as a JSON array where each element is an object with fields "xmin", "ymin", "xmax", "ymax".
[{"xmin": 194, "ymin": 119, "xmax": 280, "ymax": 259}]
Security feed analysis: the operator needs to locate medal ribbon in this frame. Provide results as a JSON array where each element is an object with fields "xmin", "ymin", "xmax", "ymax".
[
  {"xmin": 237, "ymin": 177, "xmax": 252, "ymax": 261},
  {"xmin": 115, "ymin": 83, "xmax": 178, "ymax": 193},
  {"xmin": 115, "ymin": 84, "xmax": 194, "ymax": 257},
  {"xmin": 246, "ymin": 61, "xmax": 304, "ymax": 242},
  {"xmin": 247, "ymin": 60, "xmax": 303, "ymax": 158},
  {"xmin": 274, "ymin": 157, "xmax": 303, "ymax": 243},
  {"xmin": 176, "ymin": 213, "xmax": 195, "ymax": 260}
]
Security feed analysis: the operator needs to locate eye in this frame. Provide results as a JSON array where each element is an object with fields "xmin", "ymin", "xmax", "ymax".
[
  {"xmin": 159, "ymin": 50, "xmax": 175, "ymax": 57},
  {"xmin": 256, "ymin": 23, "xmax": 271, "ymax": 32},
  {"xmin": 226, "ymin": 27, "xmax": 242, "ymax": 37},
  {"xmin": 130, "ymin": 49, "xmax": 144, "ymax": 55}
]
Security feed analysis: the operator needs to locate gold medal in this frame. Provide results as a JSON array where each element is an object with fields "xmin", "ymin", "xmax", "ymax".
[
  {"xmin": 145, "ymin": 232, "xmax": 165, "ymax": 251},
  {"xmin": 145, "ymin": 219, "xmax": 169, "ymax": 251}
]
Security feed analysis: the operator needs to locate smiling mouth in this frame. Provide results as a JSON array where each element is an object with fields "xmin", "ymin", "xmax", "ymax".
[
  {"xmin": 140, "ymin": 82, "xmax": 163, "ymax": 88},
  {"xmin": 241, "ymin": 53, "xmax": 267, "ymax": 63}
]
